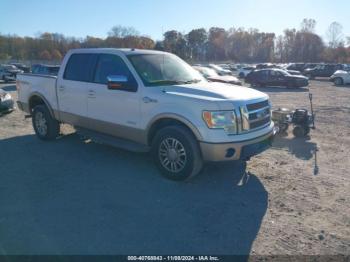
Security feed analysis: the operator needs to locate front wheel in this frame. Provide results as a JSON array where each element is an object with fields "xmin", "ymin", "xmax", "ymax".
[
  {"xmin": 32, "ymin": 105, "xmax": 60, "ymax": 140},
  {"xmin": 152, "ymin": 126, "xmax": 203, "ymax": 181}
]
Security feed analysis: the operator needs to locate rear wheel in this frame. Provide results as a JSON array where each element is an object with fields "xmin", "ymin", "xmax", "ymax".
[
  {"xmin": 32, "ymin": 105, "xmax": 60, "ymax": 140},
  {"xmin": 152, "ymin": 126, "xmax": 203, "ymax": 181},
  {"xmin": 334, "ymin": 77, "xmax": 343, "ymax": 86}
]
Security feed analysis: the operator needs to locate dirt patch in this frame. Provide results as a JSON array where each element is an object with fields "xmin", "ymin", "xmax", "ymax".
[{"xmin": 0, "ymin": 80, "xmax": 349, "ymax": 255}]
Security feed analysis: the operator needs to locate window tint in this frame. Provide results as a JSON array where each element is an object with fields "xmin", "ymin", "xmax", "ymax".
[
  {"xmin": 64, "ymin": 54, "xmax": 98, "ymax": 82},
  {"xmin": 94, "ymin": 54, "xmax": 136, "ymax": 85},
  {"xmin": 259, "ymin": 70, "xmax": 269, "ymax": 80},
  {"xmin": 270, "ymin": 70, "xmax": 282, "ymax": 77}
]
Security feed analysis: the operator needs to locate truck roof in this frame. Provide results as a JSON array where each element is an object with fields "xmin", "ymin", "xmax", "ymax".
[{"xmin": 67, "ymin": 48, "xmax": 166, "ymax": 56}]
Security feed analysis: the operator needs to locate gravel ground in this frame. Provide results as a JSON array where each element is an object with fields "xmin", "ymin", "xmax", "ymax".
[{"xmin": 0, "ymin": 80, "xmax": 349, "ymax": 256}]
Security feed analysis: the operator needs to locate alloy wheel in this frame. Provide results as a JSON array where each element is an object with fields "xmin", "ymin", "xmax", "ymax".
[{"xmin": 158, "ymin": 137, "xmax": 187, "ymax": 173}]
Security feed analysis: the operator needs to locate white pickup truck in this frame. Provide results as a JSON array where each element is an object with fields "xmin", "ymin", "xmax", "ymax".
[{"xmin": 17, "ymin": 48, "xmax": 275, "ymax": 180}]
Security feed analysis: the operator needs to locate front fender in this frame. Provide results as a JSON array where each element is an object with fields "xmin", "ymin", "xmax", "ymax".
[{"xmin": 146, "ymin": 113, "xmax": 204, "ymax": 141}]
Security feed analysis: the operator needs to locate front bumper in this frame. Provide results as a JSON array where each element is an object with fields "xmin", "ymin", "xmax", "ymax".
[
  {"xmin": 200, "ymin": 128, "xmax": 276, "ymax": 162},
  {"xmin": 16, "ymin": 101, "xmax": 30, "ymax": 113}
]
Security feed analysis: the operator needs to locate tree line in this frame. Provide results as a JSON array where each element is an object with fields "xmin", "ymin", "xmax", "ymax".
[{"xmin": 1, "ymin": 19, "xmax": 349, "ymax": 63}]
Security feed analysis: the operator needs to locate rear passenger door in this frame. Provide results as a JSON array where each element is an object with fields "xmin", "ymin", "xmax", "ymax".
[
  {"xmin": 57, "ymin": 53, "xmax": 98, "ymax": 127},
  {"xmin": 86, "ymin": 53, "xmax": 141, "ymax": 141}
]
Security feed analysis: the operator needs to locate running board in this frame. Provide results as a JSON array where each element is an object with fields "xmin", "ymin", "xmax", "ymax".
[{"xmin": 76, "ymin": 128, "xmax": 150, "ymax": 153}]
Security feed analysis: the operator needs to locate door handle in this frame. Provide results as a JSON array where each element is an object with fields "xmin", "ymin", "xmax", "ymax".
[
  {"xmin": 59, "ymin": 85, "xmax": 65, "ymax": 91},
  {"xmin": 88, "ymin": 90, "xmax": 96, "ymax": 98},
  {"xmin": 142, "ymin": 97, "xmax": 157, "ymax": 103}
]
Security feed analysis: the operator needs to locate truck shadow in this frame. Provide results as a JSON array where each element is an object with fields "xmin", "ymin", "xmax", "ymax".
[{"xmin": 0, "ymin": 134, "xmax": 267, "ymax": 256}]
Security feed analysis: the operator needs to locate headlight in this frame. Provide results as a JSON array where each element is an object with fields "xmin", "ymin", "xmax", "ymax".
[
  {"xmin": 0, "ymin": 93, "xmax": 12, "ymax": 101},
  {"xmin": 203, "ymin": 111, "xmax": 237, "ymax": 134}
]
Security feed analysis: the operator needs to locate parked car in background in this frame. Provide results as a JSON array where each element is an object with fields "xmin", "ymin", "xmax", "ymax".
[
  {"xmin": 330, "ymin": 69, "xmax": 350, "ymax": 86},
  {"xmin": 17, "ymin": 48, "xmax": 275, "ymax": 181},
  {"xmin": 285, "ymin": 63, "xmax": 305, "ymax": 72},
  {"xmin": 193, "ymin": 66, "xmax": 242, "ymax": 85},
  {"xmin": 31, "ymin": 64, "xmax": 60, "ymax": 76},
  {"xmin": 238, "ymin": 66, "xmax": 256, "ymax": 78},
  {"xmin": 245, "ymin": 69, "xmax": 309, "ymax": 88},
  {"xmin": 303, "ymin": 64, "xmax": 344, "ymax": 79},
  {"xmin": 256, "ymin": 63, "xmax": 277, "ymax": 69},
  {"xmin": 217, "ymin": 64, "xmax": 236, "ymax": 72},
  {"xmin": 10, "ymin": 63, "xmax": 30, "ymax": 73},
  {"xmin": 0, "ymin": 89, "xmax": 15, "ymax": 114},
  {"xmin": 303, "ymin": 63, "xmax": 319, "ymax": 71},
  {"xmin": 206, "ymin": 64, "xmax": 232, "ymax": 76},
  {"xmin": 0, "ymin": 64, "xmax": 23, "ymax": 82},
  {"xmin": 286, "ymin": 70, "xmax": 303, "ymax": 76}
]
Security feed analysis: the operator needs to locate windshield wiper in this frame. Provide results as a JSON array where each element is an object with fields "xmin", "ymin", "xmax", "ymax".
[
  {"xmin": 148, "ymin": 80, "xmax": 186, "ymax": 86},
  {"xmin": 148, "ymin": 79, "xmax": 202, "ymax": 86},
  {"xmin": 182, "ymin": 79, "xmax": 202, "ymax": 84}
]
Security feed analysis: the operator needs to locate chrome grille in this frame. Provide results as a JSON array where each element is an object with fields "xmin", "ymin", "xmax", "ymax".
[
  {"xmin": 246, "ymin": 100, "xmax": 269, "ymax": 111},
  {"xmin": 239, "ymin": 100, "xmax": 271, "ymax": 132}
]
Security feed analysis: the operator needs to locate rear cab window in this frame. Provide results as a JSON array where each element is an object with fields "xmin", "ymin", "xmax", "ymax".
[{"xmin": 63, "ymin": 53, "xmax": 98, "ymax": 82}]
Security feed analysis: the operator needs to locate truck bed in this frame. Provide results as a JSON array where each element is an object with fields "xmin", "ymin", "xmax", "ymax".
[{"xmin": 17, "ymin": 74, "xmax": 59, "ymax": 113}]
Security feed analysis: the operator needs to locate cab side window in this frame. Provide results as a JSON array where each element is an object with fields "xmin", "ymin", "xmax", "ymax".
[{"xmin": 94, "ymin": 54, "xmax": 137, "ymax": 90}]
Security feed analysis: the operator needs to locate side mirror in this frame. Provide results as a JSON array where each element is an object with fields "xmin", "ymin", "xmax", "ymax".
[{"xmin": 107, "ymin": 75, "xmax": 128, "ymax": 90}]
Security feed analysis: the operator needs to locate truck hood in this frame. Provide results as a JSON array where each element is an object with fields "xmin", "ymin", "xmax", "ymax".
[{"xmin": 162, "ymin": 82, "xmax": 268, "ymax": 102}]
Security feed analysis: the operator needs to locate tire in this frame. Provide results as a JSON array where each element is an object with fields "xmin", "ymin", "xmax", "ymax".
[
  {"xmin": 279, "ymin": 123, "xmax": 289, "ymax": 133},
  {"xmin": 151, "ymin": 125, "xmax": 203, "ymax": 181},
  {"xmin": 334, "ymin": 77, "xmax": 343, "ymax": 86},
  {"xmin": 32, "ymin": 105, "xmax": 60, "ymax": 140},
  {"xmin": 293, "ymin": 125, "xmax": 305, "ymax": 137}
]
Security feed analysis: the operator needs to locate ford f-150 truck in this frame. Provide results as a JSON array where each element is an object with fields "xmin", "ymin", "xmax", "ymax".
[{"xmin": 17, "ymin": 48, "xmax": 275, "ymax": 180}]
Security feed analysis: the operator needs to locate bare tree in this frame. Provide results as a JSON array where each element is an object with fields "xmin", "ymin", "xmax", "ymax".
[
  {"xmin": 326, "ymin": 22, "xmax": 344, "ymax": 48},
  {"xmin": 108, "ymin": 25, "xmax": 140, "ymax": 38},
  {"xmin": 300, "ymin": 18, "xmax": 316, "ymax": 33}
]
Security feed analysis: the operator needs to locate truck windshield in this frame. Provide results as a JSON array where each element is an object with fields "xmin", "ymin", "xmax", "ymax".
[{"xmin": 127, "ymin": 53, "xmax": 205, "ymax": 86}]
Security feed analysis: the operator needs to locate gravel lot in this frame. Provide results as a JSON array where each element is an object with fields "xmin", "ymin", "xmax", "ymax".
[{"xmin": 0, "ymin": 80, "xmax": 349, "ymax": 256}]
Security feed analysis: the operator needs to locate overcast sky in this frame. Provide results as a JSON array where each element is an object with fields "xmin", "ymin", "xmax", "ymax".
[{"xmin": 1, "ymin": 0, "xmax": 349, "ymax": 41}]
